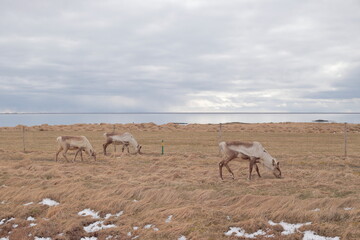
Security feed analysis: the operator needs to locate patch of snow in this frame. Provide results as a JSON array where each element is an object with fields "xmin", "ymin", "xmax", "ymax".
[
  {"xmin": 34, "ymin": 238, "xmax": 52, "ymax": 240},
  {"xmin": 1, "ymin": 200, "xmax": 5, "ymax": 204},
  {"xmin": 39, "ymin": 198, "xmax": 59, "ymax": 206},
  {"xmin": 104, "ymin": 211, "xmax": 124, "ymax": 219},
  {"xmin": 178, "ymin": 236, "xmax": 187, "ymax": 240},
  {"xmin": 0, "ymin": 237, "xmax": 9, "ymax": 240},
  {"xmin": 78, "ymin": 209, "xmax": 100, "ymax": 219},
  {"xmin": 80, "ymin": 237, "xmax": 98, "ymax": 240},
  {"xmin": 165, "ymin": 215, "xmax": 173, "ymax": 223},
  {"xmin": 12, "ymin": 224, "xmax": 18, "ymax": 228},
  {"xmin": 27, "ymin": 216, "xmax": 35, "ymax": 221},
  {"xmin": 225, "ymin": 227, "xmax": 266, "ymax": 238},
  {"xmin": 144, "ymin": 224, "xmax": 153, "ymax": 229},
  {"xmin": 23, "ymin": 202, "xmax": 33, "ymax": 206},
  {"xmin": 132, "ymin": 236, "xmax": 139, "ymax": 239},
  {"xmin": 268, "ymin": 220, "xmax": 311, "ymax": 235},
  {"xmin": 1, "ymin": 185, "xmax": 8, "ymax": 188},
  {"xmin": 133, "ymin": 226, "xmax": 139, "ymax": 230},
  {"xmin": 83, "ymin": 221, "xmax": 116, "ymax": 233},
  {"xmin": 226, "ymin": 216, "xmax": 231, "ymax": 220},
  {"xmin": 312, "ymin": 208, "xmax": 320, "ymax": 212},
  {"xmin": 343, "ymin": 207, "xmax": 353, "ymax": 211},
  {"xmin": 303, "ymin": 231, "xmax": 340, "ymax": 240},
  {"xmin": 106, "ymin": 236, "xmax": 113, "ymax": 240},
  {"xmin": 127, "ymin": 232, "xmax": 132, "ymax": 236},
  {"xmin": 133, "ymin": 199, "xmax": 138, "ymax": 202},
  {"xmin": 153, "ymin": 227, "xmax": 159, "ymax": 231},
  {"xmin": 30, "ymin": 223, "xmax": 37, "ymax": 227},
  {"xmin": 1, "ymin": 218, "xmax": 14, "ymax": 226}
]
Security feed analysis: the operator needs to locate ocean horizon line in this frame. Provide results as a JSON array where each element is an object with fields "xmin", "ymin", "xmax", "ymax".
[{"xmin": 1, "ymin": 112, "xmax": 360, "ymax": 115}]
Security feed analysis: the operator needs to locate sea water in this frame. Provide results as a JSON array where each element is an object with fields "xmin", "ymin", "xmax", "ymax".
[{"xmin": 1, "ymin": 113, "xmax": 359, "ymax": 127}]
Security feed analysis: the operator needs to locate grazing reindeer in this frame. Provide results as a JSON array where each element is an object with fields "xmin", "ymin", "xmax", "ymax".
[
  {"xmin": 219, "ymin": 141, "xmax": 281, "ymax": 180},
  {"xmin": 55, "ymin": 136, "xmax": 96, "ymax": 162},
  {"xmin": 103, "ymin": 132, "xmax": 142, "ymax": 155}
]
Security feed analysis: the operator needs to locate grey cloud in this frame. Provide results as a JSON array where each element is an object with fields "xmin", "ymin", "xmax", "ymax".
[{"xmin": 1, "ymin": 0, "xmax": 360, "ymax": 112}]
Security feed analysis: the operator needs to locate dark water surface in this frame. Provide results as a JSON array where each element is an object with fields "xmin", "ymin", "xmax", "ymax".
[{"xmin": 1, "ymin": 113, "xmax": 359, "ymax": 127}]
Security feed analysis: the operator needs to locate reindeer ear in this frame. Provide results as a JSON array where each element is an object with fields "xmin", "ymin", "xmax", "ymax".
[{"xmin": 272, "ymin": 159, "xmax": 276, "ymax": 166}]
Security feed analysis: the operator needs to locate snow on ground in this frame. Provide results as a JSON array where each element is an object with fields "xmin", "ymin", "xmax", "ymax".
[
  {"xmin": 0, "ymin": 237, "xmax": 9, "ymax": 240},
  {"xmin": 224, "ymin": 227, "xmax": 269, "ymax": 238},
  {"xmin": 143, "ymin": 224, "xmax": 159, "ymax": 231},
  {"xmin": 30, "ymin": 223, "xmax": 37, "ymax": 227},
  {"xmin": 83, "ymin": 221, "xmax": 116, "ymax": 233},
  {"xmin": 104, "ymin": 211, "xmax": 123, "ymax": 219},
  {"xmin": 343, "ymin": 207, "xmax": 353, "ymax": 211},
  {"xmin": 303, "ymin": 231, "xmax": 340, "ymax": 240},
  {"xmin": 165, "ymin": 215, "xmax": 173, "ymax": 223},
  {"xmin": 312, "ymin": 208, "xmax": 320, "ymax": 212},
  {"xmin": 23, "ymin": 202, "xmax": 33, "ymax": 206},
  {"xmin": 0, "ymin": 218, "xmax": 15, "ymax": 226},
  {"xmin": 78, "ymin": 209, "xmax": 100, "ymax": 219},
  {"xmin": 34, "ymin": 237, "xmax": 52, "ymax": 240},
  {"xmin": 80, "ymin": 237, "xmax": 98, "ymax": 240},
  {"xmin": 226, "ymin": 221, "xmax": 341, "ymax": 239},
  {"xmin": 1, "ymin": 200, "xmax": 5, "ymax": 204},
  {"xmin": 27, "ymin": 216, "xmax": 35, "ymax": 221},
  {"xmin": 178, "ymin": 236, "xmax": 187, "ymax": 240},
  {"xmin": 38, "ymin": 198, "xmax": 59, "ymax": 206},
  {"xmin": 268, "ymin": 220, "xmax": 311, "ymax": 235}
]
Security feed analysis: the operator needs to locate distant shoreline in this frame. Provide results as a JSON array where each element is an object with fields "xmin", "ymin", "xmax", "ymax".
[{"xmin": 1, "ymin": 112, "xmax": 360, "ymax": 115}]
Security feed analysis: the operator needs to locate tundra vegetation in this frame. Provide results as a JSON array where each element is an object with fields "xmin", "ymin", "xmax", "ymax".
[{"xmin": 0, "ymin": 122, "xmax": 360, "ymax": 239}]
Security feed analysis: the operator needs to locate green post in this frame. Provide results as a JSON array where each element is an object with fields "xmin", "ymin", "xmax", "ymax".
[{"xmin": 161, "ymin": 140, "xmax": 164, "ymax": 155}]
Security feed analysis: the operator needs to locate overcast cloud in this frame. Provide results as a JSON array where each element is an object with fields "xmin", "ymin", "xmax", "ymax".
[{"xmin": 1, "ymin": 0, "xmax": 360, "ymax": 112}]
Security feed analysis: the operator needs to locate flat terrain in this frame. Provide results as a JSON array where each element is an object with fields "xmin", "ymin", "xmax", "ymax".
[{"xmin": 1, "ymin": 122, "xmax": 360, "ymax": 240}]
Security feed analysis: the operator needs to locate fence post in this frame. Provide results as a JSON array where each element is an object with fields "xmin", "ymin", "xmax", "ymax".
[
  {"xmin": 344, "ymin": 122, "xmax": 347, "ymax": 159},
  {"xmin": 22, "ymin": 126, "xmax": 26, "ymax": 152},
  {"xmin": 218, "ymin": 123, "xmax": 222, "ymax": 154},
  {"xmin": 113, "ymin": 124, "xmax": 116, "ymax": 154}
]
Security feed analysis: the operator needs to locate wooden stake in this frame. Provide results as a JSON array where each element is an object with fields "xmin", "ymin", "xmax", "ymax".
[
  {"xmin": 218, "ymin": 123, "xmax": 222, "ymax": 155},
  {"xmin": 22, "ymin": 126, "xmax": 25, "ymax": 152},
  {"xmin": 113, "ymin": 124, "xmax": 116, "ymax": 155},
  {"xmin": 344, "ymin": 122, "xmax": 347, "ymax": 159}
]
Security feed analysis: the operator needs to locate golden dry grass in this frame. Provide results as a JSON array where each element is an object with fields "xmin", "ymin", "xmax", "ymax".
[{"xmin": 1, "ymin": 122, "xmax": 360, "ymax": 240}]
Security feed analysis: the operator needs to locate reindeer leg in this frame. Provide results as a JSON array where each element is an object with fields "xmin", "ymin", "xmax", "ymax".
[
  {"xmin": 103, "ymin": 141, "xmax": 111, "ymax": 156},
  {"xmin": 255, "ymin": 163, "xmax": 261, "ymax": 177},
  {"xmin": 248, "ymin": 157, "xmax": 256, "ymax": 180},
  {"xmin": 55, "ymin": 146, "xmax": 63, "ymax": 162},
  {"xmin": 80, "ymin": 149, "xmax": 84, "ymax": 161},
  {"xmin": 74, "ymin": 148, "xmax": 82, "ymax": 162},
  {"xmin": 62, "ymin": 146, "xmax": 70, "ymax": 162},
  {"xmin": 224, "ymin": 163, "xmax": 235, "ymax": 180},
  {"xmin": 219, "ymin": 154, "xmax": 236, "ymax": 180}
]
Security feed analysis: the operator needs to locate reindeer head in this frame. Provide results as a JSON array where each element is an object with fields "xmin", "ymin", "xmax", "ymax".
[
  {"xmin": 272, "ymin": 159, "xmax": 281, "ymax": 178},
  {"xmin": 90, "ymin": 149, "xmax": 97, "ymax": 161},
  {"xmin": 137, "ymin": 145, "xmax": 142, "ymax": 154}
]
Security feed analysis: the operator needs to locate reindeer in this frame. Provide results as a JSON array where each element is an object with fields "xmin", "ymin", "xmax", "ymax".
[
  {"xmin": 55, "ymin": 136, "xmax": 96, "ymax": 162},
  {"xmin": 103, "ymin": 132, "xmax": 142, "ymax": 155},
  {"xmin": 219, "ymin": 141, "xmax": 281, "ymax": 180}
]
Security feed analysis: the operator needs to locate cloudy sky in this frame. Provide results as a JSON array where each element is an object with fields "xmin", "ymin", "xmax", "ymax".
[{"xmin": 1, "ymin": 0, "xmax": 359, "ymax": 113}]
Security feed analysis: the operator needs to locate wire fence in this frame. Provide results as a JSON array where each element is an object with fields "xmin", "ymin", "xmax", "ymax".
[{"xmin": 1, "ymin": 122, "xmax": 360, "ymax": 161}]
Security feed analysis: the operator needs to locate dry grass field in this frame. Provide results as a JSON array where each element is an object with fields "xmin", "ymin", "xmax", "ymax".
[{"xmin": 1, "ymin": 122, "xmax": 360, "ymax": 240}]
